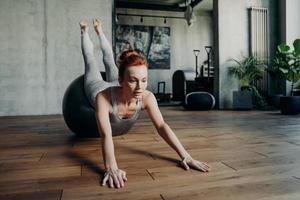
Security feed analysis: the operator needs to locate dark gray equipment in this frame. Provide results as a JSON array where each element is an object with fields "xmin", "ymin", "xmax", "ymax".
[{"xmin": 172, "ymin": 70, "xmax": 196, "ymax": 101}]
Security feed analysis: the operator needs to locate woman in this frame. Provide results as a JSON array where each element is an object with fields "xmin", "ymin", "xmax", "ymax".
[{"xmin": 80, "ymin": 18, "xmax": 210, "ymax": 189}]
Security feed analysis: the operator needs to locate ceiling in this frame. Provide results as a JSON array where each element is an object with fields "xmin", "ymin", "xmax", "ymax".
[
  {"xmin": 193, "ymin": 0, "xmax": 213, "ymax": 11},
  {"xmin": 116, "ymin": 0, "xmax": 213, "ymax": 12}
]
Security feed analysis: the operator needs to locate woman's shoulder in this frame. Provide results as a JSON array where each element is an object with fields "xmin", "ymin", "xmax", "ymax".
[
  {"xmin": 141, "ymin": 90, "xmax": 156, "ymax": 108},
  {"xmin": 142, "ymin": 90, "xmax": 154, "ymax": 99},
  {"xmin": 96, "ymin": 87, "xmax": 109, "ymax": 100},
  {"xmin": 97, "ymin": 86, "xmax": 120, "ymax": 99},
  {"xmin": 95, "ymin": 87, "xmax": 115, "ymax": 111}
]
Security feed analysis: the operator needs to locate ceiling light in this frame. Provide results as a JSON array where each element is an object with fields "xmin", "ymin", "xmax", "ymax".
[{"xmin": 184, "ymin": 4, "xmax": 196, "ymax": 26}]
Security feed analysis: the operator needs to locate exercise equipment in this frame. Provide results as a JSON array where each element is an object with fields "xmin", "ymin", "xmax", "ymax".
[
  {"xmin": 172, "ymin": 70, "xmax": 196, "ymax": 101},
  {"xmin": 184, "ymin": 91, "xmax": 215, "ymax": 110},
  {"xmin": 63, "ymin": 72, "xmax": 107, "ymax": 137},
  {"xmin": 62, "ymin": 75, "xmax": 99, "ymax": 137}
]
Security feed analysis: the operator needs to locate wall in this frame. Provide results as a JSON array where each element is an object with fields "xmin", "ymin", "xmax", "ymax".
[
  {"xmin": 116, "ymin": 8, "xmax": 213, "ymax": 94},
  {"xmin": 214, "ymin": 0, "xmax": 249, "ymax": 109},
  {"xmin": 0, "ymin": 0, "xmax": 113, "ymax": 116},
  {"xmin": 214, "ymin": 0, "xmax": 279, "ymax": 109},
  {"xmin": 1, "ymin": 0, "xmax": 287, "ymax": 115},
  {"xmin": 285, "ymin": 0, "xmax": 300, "ymax": 45}
]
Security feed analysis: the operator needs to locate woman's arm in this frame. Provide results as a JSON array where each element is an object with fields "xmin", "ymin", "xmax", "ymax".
[
  {"xmin": 143, "ymin": 92, "xmax": 210, "ymax": 172},
  {"xmin": 95, "ymin": 92, "xmax": 117, "ymax": 169},
  {"xmin": 95, "ymin": 92, "xmax": 127, "ymax": 188}
]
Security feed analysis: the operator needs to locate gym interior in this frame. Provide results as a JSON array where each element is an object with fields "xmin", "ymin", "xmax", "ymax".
[{"xmin": 1, "ymin": 0, "xmax": 300, "ymax": 199}]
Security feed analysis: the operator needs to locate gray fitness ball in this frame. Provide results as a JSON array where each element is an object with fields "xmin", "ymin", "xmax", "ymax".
[{"xmin": 62, "ymin": 75, "xmax": 99, "ymax": 137}]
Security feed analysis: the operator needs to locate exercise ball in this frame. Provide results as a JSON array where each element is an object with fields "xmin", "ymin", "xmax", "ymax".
[
  {"xmin": 62, "ymin": 75, "xmax": 99, "ymax": 137},
  {"xmin": 184, "ymin": 92, "xmax": 215, "ymax": 110}
]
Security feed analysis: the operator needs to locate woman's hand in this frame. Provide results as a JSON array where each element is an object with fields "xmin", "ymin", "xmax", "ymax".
[
  {"xmin": 181, "ymin": 156, "xmax": 211, "ymax": 172},
  {"xmin": 102, "ymin": 167, "xmax": 127, "ymax": 188}
]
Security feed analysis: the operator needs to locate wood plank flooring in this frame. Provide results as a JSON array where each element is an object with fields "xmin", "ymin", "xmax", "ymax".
[{"xmin": 1, "ymin": 108, "xmax": 300, "ymax": 199}]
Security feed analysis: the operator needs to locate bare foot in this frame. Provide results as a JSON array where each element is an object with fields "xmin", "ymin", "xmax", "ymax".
[
  {"xmin": 93, "ymin": 18, "xmax": 103, "ymax": 35},
  {"xmin": 79, "ymin": 20, "xmax": 89, "ymax": 33}
]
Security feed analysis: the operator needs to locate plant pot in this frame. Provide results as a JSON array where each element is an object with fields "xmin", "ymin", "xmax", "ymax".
[
  {"xmin": 293, "ymin": 89, "xmax": 300, "ymax": 96},
  {"xmin": 280, "ymin": 96, "xmax": 300, "ymax": 115},
  {"xmin": 241, "ymin": 85, "xmax": 251, "ymax": 91},
  {"xmin": 233, "ymin": 90, "xmax": 253, "ymax": 110}
]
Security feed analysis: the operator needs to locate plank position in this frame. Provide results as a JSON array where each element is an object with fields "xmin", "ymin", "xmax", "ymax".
[{"xmin": 80, "ymin": 18, "xmax": 211, "ymax": 189}]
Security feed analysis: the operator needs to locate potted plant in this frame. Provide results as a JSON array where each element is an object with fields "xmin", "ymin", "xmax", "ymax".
[
  {"xmin": 228, "ymin": 56, "xmax": 267, "ymax": 110},
  {"xmin": 274, "ymin": 38, "xmax": 300, "ymax": 114}
]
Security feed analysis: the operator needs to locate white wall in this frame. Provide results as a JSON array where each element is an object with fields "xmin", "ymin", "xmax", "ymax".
[
  {"xmin": 214, "ymin": 0, "xmax": 280, "ymax": 108},
  {"xmin": 285, "ymin": 0, "xmax": 300, "ymax": 45},
  {"xmin": 214, "ymin": 0, "xmax": 249, "ymax": 109},
  {"xmin": 0, "ymin": 0, "xmax": 113, "ymax": 116},
  {"xmin": 116, "ymin": 8, "xmax": 213, "ymax": 94}
]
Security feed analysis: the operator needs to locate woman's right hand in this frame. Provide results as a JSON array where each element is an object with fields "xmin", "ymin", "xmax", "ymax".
[{"xmin": 102, "ymin": 167, "xmax": 127, "ymax": 188}]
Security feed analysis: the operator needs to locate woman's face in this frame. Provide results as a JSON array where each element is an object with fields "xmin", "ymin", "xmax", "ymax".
[{"xmin": 120, "ymin": 65, "xmax": 148, "ymax": 99}]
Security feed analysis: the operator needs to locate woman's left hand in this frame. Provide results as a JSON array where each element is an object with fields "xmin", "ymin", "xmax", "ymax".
[{"xmin": 181, "ymin": 156, "xmax": 211, "ymax": 172}]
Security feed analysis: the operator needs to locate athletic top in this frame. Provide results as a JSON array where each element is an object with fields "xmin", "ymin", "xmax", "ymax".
[{"xmin": 109, "ymin": 87, "xmax": 142, "ymax": 136}]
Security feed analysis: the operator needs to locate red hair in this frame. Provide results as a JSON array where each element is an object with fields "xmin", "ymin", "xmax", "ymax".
[{"xmin": 118, "ymin": 49, "xmax": 148, "ymax": 79}]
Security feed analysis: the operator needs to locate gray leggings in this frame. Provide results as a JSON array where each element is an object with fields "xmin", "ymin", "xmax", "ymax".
[{"xmin": 81, "ymin": 31, "xmax": 119, "ymax": 107}]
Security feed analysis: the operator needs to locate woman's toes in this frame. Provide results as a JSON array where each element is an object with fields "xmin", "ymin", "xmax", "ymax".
[
  {"xmin": 79, "ymin": 20, "xmax": 89, "ymax": 32},
  {"xmin": 93, "ymin": 18, "xmax": 100, "ymax": 26},
  {"xmin": 93, "ymin": 18, "xmax": 102, "ymax": 34}
]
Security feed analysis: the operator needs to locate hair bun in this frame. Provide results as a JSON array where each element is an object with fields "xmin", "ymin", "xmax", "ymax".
[
  {"xmin": 117, "ymin": 49, "xmax": 148, "ymax": 79},
  {"xmin": 119, "ymin": 49, "xmax": 139, "ymax": 62}
]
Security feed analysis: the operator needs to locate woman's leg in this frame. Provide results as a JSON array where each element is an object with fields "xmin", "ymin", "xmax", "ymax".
[
  {"xmin": 93, "ymin": 18, "xmax": 119, "ymax": 82},
  {"xmin": 80, "ymin": 20, "xmax": 110, "ymax": 107}
]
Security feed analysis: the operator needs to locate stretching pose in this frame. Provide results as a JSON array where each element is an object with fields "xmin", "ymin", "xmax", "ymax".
[{"xmin": 80, "ymin": 18, "xmax": 210, "ymax": 189}]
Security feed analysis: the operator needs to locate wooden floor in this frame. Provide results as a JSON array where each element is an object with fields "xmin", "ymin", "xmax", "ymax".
[{"xmin": 1, "ymin": 107, "xmax": 300, "ymax": 200}]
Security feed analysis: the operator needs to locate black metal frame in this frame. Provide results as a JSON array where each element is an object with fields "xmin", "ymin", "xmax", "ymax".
[{"xmin": 115, "ymin": 0, "xmax": 203, "ymax": 12}]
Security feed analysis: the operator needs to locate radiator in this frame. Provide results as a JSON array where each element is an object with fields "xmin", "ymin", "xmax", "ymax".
[{"xmin": 249, "ymin": 7, "xmax": 269, "ymax": 93}]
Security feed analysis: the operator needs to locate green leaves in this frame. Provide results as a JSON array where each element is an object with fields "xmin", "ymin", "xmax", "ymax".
[
  {"xmin": 278, "ymin": 43, "xmax": 290, "ymax": 53},
  {"xmin": 293, "ymin": 39, "xmax": 300, "ymax": 57},
  {"xmin": 273, "ymin": 38, "xmax": 300, "ymax": 95},
  {"xmin": 228, "ymin": 56, "xmax": 265, "ymax": 87},
  {"xmin": 279, "ymin": 68, "xmax": 288, "ymax": 74},
  {"xmin": 228, "ymin": 57, "xmax": 267, "ymax": 109}
]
